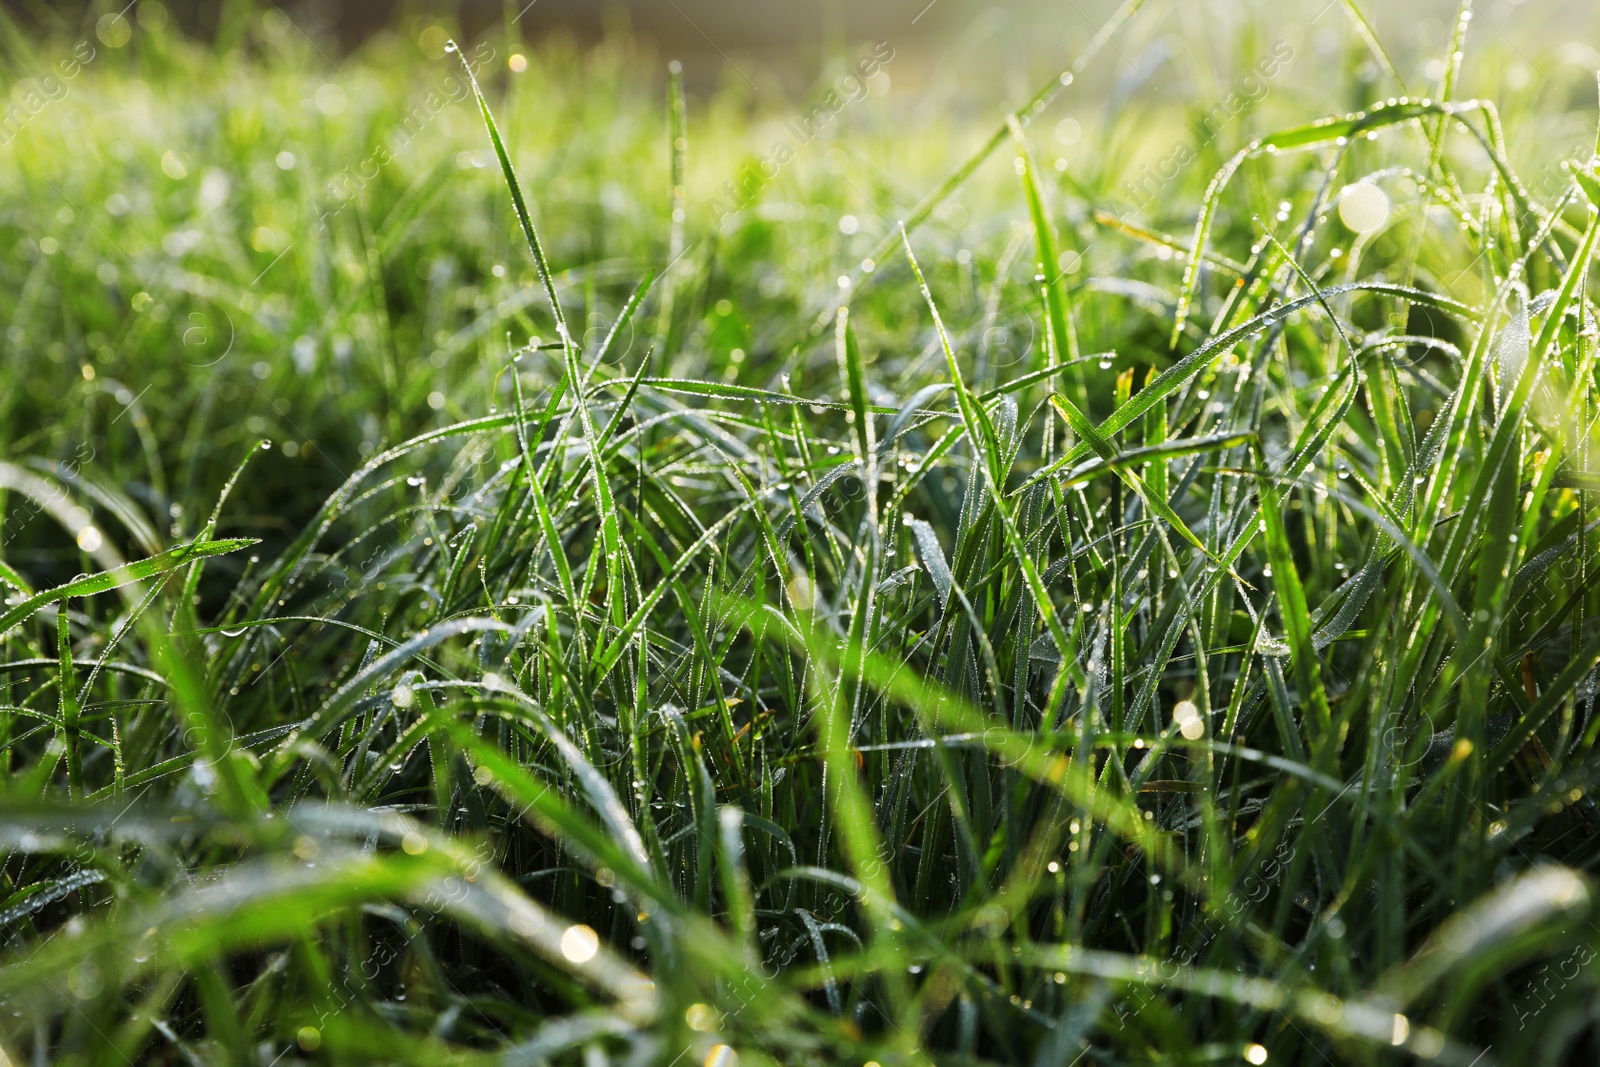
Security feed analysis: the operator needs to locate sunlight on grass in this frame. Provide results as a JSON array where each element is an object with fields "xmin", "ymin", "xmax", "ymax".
[{"xmin": 2, "ymin": 0, "xmax": 1600, "ymax": 1063}]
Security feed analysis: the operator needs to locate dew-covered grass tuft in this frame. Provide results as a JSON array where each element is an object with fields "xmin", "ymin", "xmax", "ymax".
[{"xmin": 4, "ymin": 2, "xmax": 1600, "ymax": 1064}]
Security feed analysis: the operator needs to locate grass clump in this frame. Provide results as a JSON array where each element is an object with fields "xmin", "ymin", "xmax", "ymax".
[{"xmin": 4, "ymin": 2, "xmax": 1600, "ymax": 1064}]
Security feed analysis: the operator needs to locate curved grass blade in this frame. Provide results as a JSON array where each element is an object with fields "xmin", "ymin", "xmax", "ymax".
[
  {"xmin": 449, "ymin": 38, "xmax": 570, "ymax": 346},
  {"xmin": 0, "ymin": 540, "xmax": 258, "ymax": 638}
]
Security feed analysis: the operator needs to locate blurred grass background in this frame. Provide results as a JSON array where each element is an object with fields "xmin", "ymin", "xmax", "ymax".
[{"xmin": 4, "ymin": 0, "xmax": 1597, "ymax": 575}]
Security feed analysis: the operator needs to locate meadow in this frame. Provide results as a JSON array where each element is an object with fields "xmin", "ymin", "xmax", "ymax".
[{"xmin": 3, "ymin": 0, "xmax": 1600, "ymax": 1063}]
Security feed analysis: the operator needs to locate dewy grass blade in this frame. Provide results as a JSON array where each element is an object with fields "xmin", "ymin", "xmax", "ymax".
[
  {"xmin": 0, "ymin": 540, "xmax": 258, "ymax": 638},
  {"xmin": 1255, "ymin": 470, "xmax": 1332, "ymax": 737},
  {"xmin": 0, "ymin": 557, "xmax": 32, "ymax": 596},
  {"xmin": 1048, "ymin": 391, "xmax": 1241, "ymax": 581},
  {"xmin": 450, "ymin": 39, "xmax": 570, "ymax": 348},
  {"xmin": 1018, "ymin": 282, "xmax": 1478, "ymax": 492},
  {"xmin": 902, "ymin": 229, "xmax": 1074, "ymax": 667},
  {"xmin": 1171, "ymin": 99, "xmax": 1503, "ymax": 347},
  {"xmin": 555, "ymin": 279, "xmax": 655, "ymax": 631},
  {"xmin": 1009, "ymin": 114, "xmax": 1079, "ymax": 368}
]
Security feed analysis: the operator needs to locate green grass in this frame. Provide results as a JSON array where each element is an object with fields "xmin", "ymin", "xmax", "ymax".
[{"xmin": 4, "ymin": 1, "xmax": 1600, "ymax": 1064}]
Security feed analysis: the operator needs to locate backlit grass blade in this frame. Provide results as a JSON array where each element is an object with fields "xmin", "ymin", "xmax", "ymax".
[
  {"xmin": 450, "ymin": 38, "xmax": 570, "ymax": 345},
  {"xmin": 0, "ymin": 539, "xmax": 258, "ymax": 637},
  {"xmin": 1255, "ymin": 471, "xmax": 1332, "ymax": 737},
  {"xmin": 1009, "ymin": 114, "xmax": 1079, "ymax": 368}
]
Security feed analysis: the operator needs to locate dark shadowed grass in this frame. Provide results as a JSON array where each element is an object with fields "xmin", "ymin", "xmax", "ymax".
[{"xmin": 4, "ymin": 1, "xmax": 1600, "ymax": 1064}]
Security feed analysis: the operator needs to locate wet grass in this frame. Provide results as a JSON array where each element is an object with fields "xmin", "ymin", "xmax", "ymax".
[{"xmin": 4, "ymin": 1, "xmax": 1600, "ymax": 1064}]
